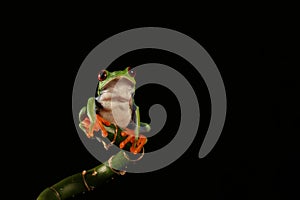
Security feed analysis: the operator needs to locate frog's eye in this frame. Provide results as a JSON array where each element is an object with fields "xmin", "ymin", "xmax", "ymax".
[
  {"xmin": 98, "ymin": 70, "xmax": 107, "ymax": 81},
  {"xmin": 128, "ymin": 68, "xmax": 136, "ymax": 77}
]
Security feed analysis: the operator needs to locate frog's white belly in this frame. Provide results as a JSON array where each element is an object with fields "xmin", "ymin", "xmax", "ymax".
[
  {"xmin": 99, "ymin": 101, "xmax": 132, "ymax": 129},
  {"xmin": 97, "ymin": 77, "xmax": 134, "ymax": 129},
  {"xmin": 97, "ymin": 84, "xmax": 133, "ymax": 129}
]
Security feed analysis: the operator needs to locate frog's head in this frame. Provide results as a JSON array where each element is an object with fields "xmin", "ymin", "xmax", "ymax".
[{"xmin": 96, "ymin": 67, "xmax": 136, "ymax": 101}]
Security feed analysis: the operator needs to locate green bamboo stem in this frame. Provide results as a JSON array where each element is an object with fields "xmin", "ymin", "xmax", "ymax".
[
  {"xmin": 37, "ymin": 123, "xmax": 142, "ymax": 200},
  {"xmin": 37, "ymin": 150, "xmax": 129, "ymax": 200}
]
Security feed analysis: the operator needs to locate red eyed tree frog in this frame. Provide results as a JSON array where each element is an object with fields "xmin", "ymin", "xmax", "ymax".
[{"xmin": 79, "ymin": 67, "xmax": 150, "ymax": 154}]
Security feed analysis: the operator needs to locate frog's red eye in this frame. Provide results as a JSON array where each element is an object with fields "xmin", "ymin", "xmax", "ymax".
[
  {"xmin": 128, "ymin": 68, "xmax": 136, "ymax": 77},
  {"xmin": 98, "ymin": 70, "xmax": 107, "ymax": 81}
]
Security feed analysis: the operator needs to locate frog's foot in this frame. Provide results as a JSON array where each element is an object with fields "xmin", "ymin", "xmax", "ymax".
[
  {"xmin": 80, "ymin": 115, "xmax": 111, "ymax": 138},
  {"xmin": 96, "ymin": 115, "xmax": 111, "ymax": 137},
  {"xmin": 119, "ymin": 128, "xmax": 147, "ymax": 154}
]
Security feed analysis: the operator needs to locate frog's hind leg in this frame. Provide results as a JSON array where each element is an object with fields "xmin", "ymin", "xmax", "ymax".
[
  {"xmin": 79, "ymin": 98, "xmax": 112, "ymax": 138},
  {"xmin": 79, "ymin": 106, "xmax": 95, "ymax": 138},
  {"xmin": 79, "ymin": 117, "xmax": 99, "ymax": 138}
]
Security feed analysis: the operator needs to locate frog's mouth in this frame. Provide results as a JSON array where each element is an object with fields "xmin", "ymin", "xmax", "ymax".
[
  {"xmin": 102, "ymin": 77, "xmax": 134, "ymax": 90},
  {"xmin": 99, "ymin": 77, "xmax": 135, "ymax": 103}
]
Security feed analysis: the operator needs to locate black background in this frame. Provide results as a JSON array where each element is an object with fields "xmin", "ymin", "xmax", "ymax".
[{"xmin": 7, "ymin": 9, "xmax": 298, "ymax": 200}]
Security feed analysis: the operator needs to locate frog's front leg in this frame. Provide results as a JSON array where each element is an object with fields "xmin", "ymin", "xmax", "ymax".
[{"xmin": 79, "ymin": 97, "xmax": 111, "ymax": 138}]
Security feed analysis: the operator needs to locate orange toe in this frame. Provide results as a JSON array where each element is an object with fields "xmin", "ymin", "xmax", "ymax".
[{"xmin": 120, "ymin": 128, "xmax": 147, "ymax": 154}]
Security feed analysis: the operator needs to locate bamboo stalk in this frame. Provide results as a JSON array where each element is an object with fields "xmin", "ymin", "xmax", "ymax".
[
  {"xmin": 37, "ymin": 122, "xmax": 142, "ymax": 200},
  {"xmin": 37, "ymin": 150, "xmax": 129, "ymax": 200}
]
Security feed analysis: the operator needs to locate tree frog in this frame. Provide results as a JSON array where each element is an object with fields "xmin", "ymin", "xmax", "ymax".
[{"xmin": 79, "ymin": 67, "xmax": 150, "ymax": 154}]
